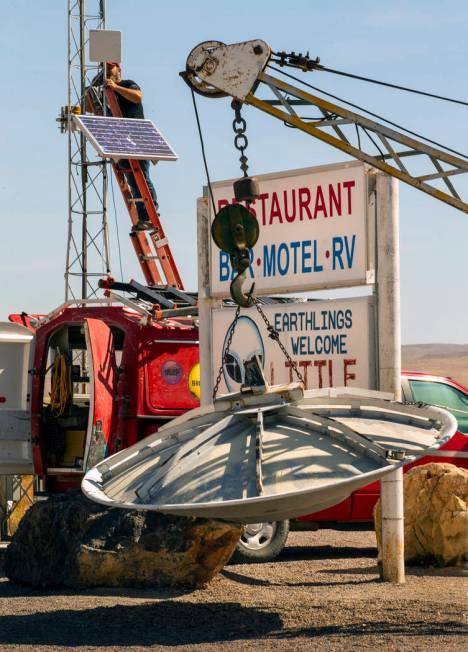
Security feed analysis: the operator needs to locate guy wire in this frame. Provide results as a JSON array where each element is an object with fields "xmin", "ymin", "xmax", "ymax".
[{"xmin": 269, "ymin": 65, "xmax": 468, "ymax": 160}]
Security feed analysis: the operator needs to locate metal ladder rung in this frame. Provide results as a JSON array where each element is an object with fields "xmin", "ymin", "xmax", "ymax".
[{"xmin": 107, "ymin": 89, "xmax": 184, "ymax": 289}]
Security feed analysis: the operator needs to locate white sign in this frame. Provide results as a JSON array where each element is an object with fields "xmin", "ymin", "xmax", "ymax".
[
  {"xmin": 211, "ymin": 296, "xmax": 375, "ymax": 394},
  {"xmin": 210, "ymin": 161, "xmax": 370, "ymax": 297}
]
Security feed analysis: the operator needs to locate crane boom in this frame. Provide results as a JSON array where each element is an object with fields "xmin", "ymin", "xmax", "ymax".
[{"xmin": 183, "ymin": 40, "xmax": 468, "ymax": 213}]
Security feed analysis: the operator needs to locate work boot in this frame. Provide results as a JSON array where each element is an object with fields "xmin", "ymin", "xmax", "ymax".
[{"xmin": 132, "ymin": 220, "xmax": 152, "ymax": 232}]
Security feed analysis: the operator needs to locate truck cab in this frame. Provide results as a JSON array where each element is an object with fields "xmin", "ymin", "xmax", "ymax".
[{"xmin": 0, "ymin": 298, "xmax": 199, "ymax": 493}]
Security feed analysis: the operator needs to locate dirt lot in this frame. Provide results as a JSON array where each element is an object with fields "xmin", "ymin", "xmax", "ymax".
[{"xmin": 0, "ymin": 528, "xmax": 466, "ymax": 651}]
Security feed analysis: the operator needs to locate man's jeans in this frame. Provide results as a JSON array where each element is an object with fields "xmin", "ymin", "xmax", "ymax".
[{"xmin": 117, "ymin": 159, "xmax": 159, "ymax": 223}]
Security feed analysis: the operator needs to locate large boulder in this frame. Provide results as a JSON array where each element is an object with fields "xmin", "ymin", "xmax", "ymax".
[
  {"xmin": 374, "ymin": 463, "xmax": 468, "ymax": 567},
  {"xmin": 5, "ymin": 492, "xmax": 242, "ymax": 588}
]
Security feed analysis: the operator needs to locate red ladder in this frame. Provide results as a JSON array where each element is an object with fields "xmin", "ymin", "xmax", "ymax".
[{"xmin": 105, "ymin": 89, "xmax": 184, "ymax": 290}]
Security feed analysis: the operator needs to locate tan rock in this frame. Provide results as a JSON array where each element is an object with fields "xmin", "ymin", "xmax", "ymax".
[
  {"xmin": 75, "ymin": 520, "xmax": 240, "ymax": 589},
  {"xmin": 374, "ymin": 463, "xmax": 468, "ymax": 567}
]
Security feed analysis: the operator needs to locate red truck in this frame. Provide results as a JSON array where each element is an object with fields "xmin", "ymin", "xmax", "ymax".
[
  {"xmin": 1, "ymin": 311, "xmax": 466, "ymax": 555},
  {"xmin": 1, "ymin": 293, "xmax": 199, "ymax": 494}
]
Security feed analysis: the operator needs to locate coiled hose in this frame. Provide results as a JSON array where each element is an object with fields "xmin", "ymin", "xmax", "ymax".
[{"xmin": 49, "ymin": 354, "xmax": 72, "ymax": 417}]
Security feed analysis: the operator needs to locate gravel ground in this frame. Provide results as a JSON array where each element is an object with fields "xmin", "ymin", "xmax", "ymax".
[{"xmin": 0, "ymin": 528, "xmax": 466, "ymax": 651}]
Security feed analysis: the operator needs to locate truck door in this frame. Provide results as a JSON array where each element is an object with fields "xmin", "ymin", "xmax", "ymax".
[
  {"xmin": 0, "ymin": 322, "xmax": 34, "ymax": 474},
  {"xmin": 82, "ymin": 318, "xmax": 117, "ymax": 470}
]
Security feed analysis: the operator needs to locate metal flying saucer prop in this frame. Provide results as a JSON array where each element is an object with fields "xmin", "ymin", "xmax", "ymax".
[{"xmin": 82, "ymin": 384, "xmax": 457, "ymax": 523}]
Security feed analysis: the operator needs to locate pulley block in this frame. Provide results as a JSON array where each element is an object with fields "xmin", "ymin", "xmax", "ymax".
[
  {"xmin": 211, "ymin": 203, "xmax": 259, "ymax": 257},
  {"xmin": 211, "ymin": 204, "xmax": 259, "ymax": 308},
  {"xmin": 182, "ymin": 40, "xmax": 228, "ymax": 98}
]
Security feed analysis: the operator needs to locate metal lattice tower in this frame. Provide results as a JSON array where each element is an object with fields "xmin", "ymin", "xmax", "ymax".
[{"xmin": 64, "ymin": 0, "xmax": 111, "ymax": 300}]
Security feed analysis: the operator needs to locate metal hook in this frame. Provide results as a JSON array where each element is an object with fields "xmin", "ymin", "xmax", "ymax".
[{"xmin": 230, "ymin": 272, "xmax": 255, "ymax": 308}]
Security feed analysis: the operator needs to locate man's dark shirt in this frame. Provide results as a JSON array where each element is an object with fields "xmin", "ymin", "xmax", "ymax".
[{"xmin": 115, "ymin": 80, "xmax": 144, "ymax": 119}]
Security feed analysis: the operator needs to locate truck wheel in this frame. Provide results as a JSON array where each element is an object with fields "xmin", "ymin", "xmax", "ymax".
[{"xmin": 231, "ymin": 520, "xmax": 290, "ymax": 563}]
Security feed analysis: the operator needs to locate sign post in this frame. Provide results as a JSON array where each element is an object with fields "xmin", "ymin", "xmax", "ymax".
[
  {"xmin": 376, "ymin": 175, "xmax": 401, "ymax": 400},
  {"xmin": 380, "ymin": 466, "xmax": 405, "ymax": 583},
  {"xmin": 375, "ymin": 174, "xmax": 405, "ymax": 583},
  {"xmin": 197, "ymin": 195, "xmax": 221, "ymax": 406}
]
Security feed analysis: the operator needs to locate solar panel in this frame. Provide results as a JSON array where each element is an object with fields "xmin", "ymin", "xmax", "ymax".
[{"xmin": 73, "ymin": 115, "xmax": 178, "ymax": 161}]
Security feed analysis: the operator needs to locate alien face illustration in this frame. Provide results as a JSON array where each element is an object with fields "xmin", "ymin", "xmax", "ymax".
[{"xmin": 222, "ymin": 316, "xmax": 265, "ymax": 392}]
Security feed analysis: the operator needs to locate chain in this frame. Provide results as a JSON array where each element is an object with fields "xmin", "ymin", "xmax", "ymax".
[
  {"xmin": 212, "ymin": 303, "xmax": 242, "ymax": 399},
  {"xmin": 213, "ymin": 299, "xmax": 306, "ymax": 399},
  {"xmin": 232, "ymin": 100, "xmax": 249, "ymax": 177},
  {"xmin": 213, "ymin": 296, "xmax": 305, "ymax": 398},
  {"xmin": 253, "ymin": 298, "xmax": 305, "ymax": 385},
  {"xmin": 219, "ymin": 92, "xmax": 302, "ymax": 392}
]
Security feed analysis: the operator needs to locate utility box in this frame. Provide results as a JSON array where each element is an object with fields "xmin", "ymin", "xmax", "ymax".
[
  {"xmin": 0, "ymin": 322, "xmax": 34, "ymax": 475},
  {"xmin": 89, "ymin": 29, "xmax": 122, "ymax": 63},
  {"xmin": 0, "ymin": 322, "xmax": 35, "ymax": 538},
  {"xmin": 0, "ymin": 322, "xmax": 34, "ymax": 410}
]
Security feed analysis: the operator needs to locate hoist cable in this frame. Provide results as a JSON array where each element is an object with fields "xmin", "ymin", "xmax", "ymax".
[
  {"xmin": 312, "ymin": 64, "xmax": 468, "ymax": 107},
  {"xmin": 191, "ymin": 89, "xmax": 217, "ymax": 216},
  {"xmin": 355, "ymin": 124, "xmax": 361, "ymax": 150},
  {"xmin": 268, "ymin": 65, "xmax": 468, "ymax": 160}
]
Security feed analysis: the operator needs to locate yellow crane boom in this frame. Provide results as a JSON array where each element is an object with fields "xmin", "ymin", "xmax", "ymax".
[{"xmin": 182, "ymin": 40, "xmax": 468, "ymax": 213}]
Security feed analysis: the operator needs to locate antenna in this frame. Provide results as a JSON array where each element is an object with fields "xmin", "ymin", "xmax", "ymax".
[{"xmin": 63, "ymin": 0, "xmax": 111, "ymax": 300}]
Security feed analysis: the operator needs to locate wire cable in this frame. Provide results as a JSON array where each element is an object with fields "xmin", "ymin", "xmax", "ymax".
[
  {"xmin": 313, "ymin": 64, "xmax": 468, "ymax": 107},
  {"xmin": 362, "ymin": 126, "xmax": 385, "ymax": 158},
  {"xmin": 191, "ymin": 89, "xmax": 217, "ymax": 216},
  {"xmin": 110, "ymin": 172, "xmax": 124, "ymax": 281},
  {"xmin": 268, "ymin": 65, "xmax": 468, "ymax": 160},
  {"xmin": 355, "ymin": 124, "xmax": 361, "ymax": 151}
]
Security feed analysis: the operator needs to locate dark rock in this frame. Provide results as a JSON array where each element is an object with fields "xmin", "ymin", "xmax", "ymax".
[{"xmin": 5, "ymin": 491, "xmax": 242, "ymax": 588}]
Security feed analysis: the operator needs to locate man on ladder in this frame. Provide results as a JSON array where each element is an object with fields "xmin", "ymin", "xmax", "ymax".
[{"xmin": 87, "ymin": 61, "xmax": 158, "ymax": 231}]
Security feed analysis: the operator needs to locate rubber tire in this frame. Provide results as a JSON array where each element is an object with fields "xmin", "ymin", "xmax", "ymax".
[{"xmin": 231, "ymin": 520, "xmax": 290, "ymax": 564}]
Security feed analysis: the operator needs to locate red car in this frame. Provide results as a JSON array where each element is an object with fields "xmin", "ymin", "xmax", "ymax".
[{"xmin": 234, "ymin": 372, "xmax": 468, "ymax": 562}]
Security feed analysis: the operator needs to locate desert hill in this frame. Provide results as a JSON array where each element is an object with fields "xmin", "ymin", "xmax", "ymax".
[{"xmin": 402, "ymin": 343, "xmax": 468, "ymax": 386}]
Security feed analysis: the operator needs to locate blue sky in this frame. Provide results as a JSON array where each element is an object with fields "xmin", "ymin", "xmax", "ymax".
[{"xmin": 1, "ymin": 0, "xmax": 467, "ymax": 344}]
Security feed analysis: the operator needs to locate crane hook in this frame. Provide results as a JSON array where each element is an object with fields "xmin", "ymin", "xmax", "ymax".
[
  {"xmin": 211, "ymin": 203, "xmax": 259, "ymax": 308},
  {"xmin": 230, "ymin": 272, "xmax": 255, "ymax": 308}
]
